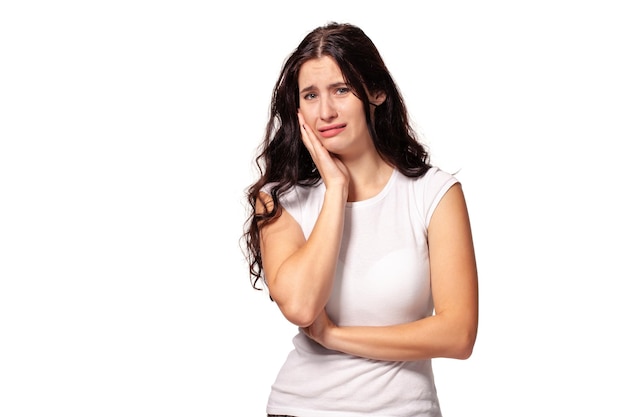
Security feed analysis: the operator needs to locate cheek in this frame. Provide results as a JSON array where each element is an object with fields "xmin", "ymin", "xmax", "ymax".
[{"xmin": 299, "ymin": 108, "xmax": 316, "ymax": 126}]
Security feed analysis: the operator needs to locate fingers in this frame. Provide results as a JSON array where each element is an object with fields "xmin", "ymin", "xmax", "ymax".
[
  {"xmin": 297, "ymin": 111, "xmax": 349, "ymax": 193},
  {"xmin": 298, "ymin": 111, "xmax": 317, "ymax": 156},
  {"xmin": 298, "ymin": 111, "xmax": 332, "ymax": 163}
]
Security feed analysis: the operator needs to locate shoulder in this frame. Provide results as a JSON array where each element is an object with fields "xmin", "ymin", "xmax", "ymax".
[
  {"xmin": 398, "ymin": 166, "xmax": 458, "ymax": 196},
  {"xmin": 261, "ymin": 181, "xmax": 326, "ymax": 217},
  {"xmin": 419, "ymin": 166, "xmax": 458, "ymax": 189},
  {"xmin": 399, "ymin": 166, "xmax": 460, "ymax": 226}
]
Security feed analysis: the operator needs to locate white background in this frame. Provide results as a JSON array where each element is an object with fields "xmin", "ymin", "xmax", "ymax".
[{"xmin": 1, "ymin": 1, "xmax": 625, "ymax": 416}]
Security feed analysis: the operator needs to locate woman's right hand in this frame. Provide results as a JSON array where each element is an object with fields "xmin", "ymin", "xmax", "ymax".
[{"xmin": 298, "ymin": 111, "xmax": 349, "ymax": 198}]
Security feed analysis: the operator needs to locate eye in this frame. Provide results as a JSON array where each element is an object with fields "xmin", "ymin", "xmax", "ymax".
[
  {"xmin": 303, "ymin": 92, "xmax": 317, "ymax": 100},
  {"xmin": 336, "ymin": 87, "xmax": 350, "ymax": 95}
]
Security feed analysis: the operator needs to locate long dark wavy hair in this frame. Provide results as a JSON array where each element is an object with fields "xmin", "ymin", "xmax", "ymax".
[{"xmin": 242, "ymin": 22, "xmax": 431, "ymax": 291}]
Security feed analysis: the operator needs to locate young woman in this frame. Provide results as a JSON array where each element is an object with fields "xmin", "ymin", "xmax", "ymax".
[{"xmin": 243, "ymin": 22, "xmax": 478, "ymax": 417}]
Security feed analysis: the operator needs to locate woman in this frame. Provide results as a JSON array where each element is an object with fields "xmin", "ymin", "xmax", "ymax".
[{"xmin": 242, "ymin": 22, "xmax": 478, "ymax": 417}]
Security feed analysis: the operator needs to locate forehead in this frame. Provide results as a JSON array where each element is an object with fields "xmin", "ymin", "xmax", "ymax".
[{"xmin": 298, "ymin": 56, "xmax": 345, "ymax": 87}]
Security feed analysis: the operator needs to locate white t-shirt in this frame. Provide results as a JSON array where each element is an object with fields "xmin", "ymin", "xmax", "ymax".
[{"xmin": 266, "ymin": 167, "xmax": 459, "ymax": 417}]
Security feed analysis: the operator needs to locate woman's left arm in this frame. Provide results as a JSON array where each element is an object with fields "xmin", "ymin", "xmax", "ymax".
[{"xmin": 302, "ymin": 183, "xmax": 479, "ymax": 361}]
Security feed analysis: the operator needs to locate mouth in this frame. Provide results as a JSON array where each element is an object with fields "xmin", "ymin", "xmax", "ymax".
[{"xmin": 318, "ymin": 123, "xmax": 347, "ymax": 138}]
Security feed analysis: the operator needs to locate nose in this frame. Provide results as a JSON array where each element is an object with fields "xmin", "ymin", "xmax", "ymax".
[{"xmin": 319, "ymin": 96, "xmax": 338, "ymax": 121}]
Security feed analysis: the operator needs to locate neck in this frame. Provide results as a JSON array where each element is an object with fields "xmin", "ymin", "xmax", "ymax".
[{"xmin": 344, "ymin": 158, "xmax": 394, "ymax": 202}]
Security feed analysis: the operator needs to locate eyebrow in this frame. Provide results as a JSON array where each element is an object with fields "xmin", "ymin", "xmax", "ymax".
[{"xmin": 299, "ymin": 82, "xmax": 348, "ymax": 94}]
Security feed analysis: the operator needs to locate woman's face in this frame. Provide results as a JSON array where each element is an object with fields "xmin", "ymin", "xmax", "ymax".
[{"xmin": 297, "ymin": 56, "xmax": 378, "ymax": 158}]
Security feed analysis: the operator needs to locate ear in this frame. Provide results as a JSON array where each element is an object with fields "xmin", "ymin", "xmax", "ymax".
[{"xmin": 368, "ymin": 90, "xmax": 387, "ymax": 107}]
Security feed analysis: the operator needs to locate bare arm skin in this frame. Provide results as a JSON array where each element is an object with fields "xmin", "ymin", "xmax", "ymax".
[
  {"xmin": 258, "ymin": 114, "xmax": 349, "ymax": 327},
  {"xmin": 302, "ymin": 183, "xmax": 479, "ymax": 361},
  {"xmin": 258, "ymin": 189, "xmax": 345, "ymax": 327}
]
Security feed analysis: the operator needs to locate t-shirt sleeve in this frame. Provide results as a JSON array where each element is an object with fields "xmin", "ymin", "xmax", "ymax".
[
  {"xmin": 260, "ymin": 183, "xmax": 306, "ymax": 228},
  {"xmin": 422, "ymin": 167, "xmax": 459, "ymax": 227}
]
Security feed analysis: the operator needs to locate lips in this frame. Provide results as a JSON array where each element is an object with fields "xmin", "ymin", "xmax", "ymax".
[{"xmin": 318, "ymin": 124, "xmax": 346, "ymax": 138}]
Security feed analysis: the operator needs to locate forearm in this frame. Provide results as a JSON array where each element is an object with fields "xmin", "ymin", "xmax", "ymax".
[{"xmin": 321, "ymin": 313, "xmax": 477, "ymax": 361}]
